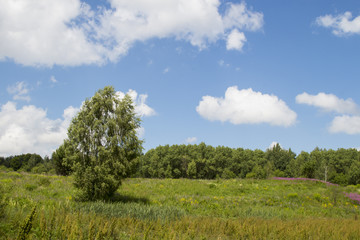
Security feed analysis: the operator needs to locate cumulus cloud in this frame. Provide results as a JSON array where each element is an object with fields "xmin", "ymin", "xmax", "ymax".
[
  {"xmin": 296, "ymin": 92, "xmax": 360, "ymax": 115},
  {"xmin": 0, "ymin": 88, "xmax": 155, "ymax": 156},
  {"xmin": 185, "ymin": 137, "xmax": 197, "ymax": 144},
  {"xmin": 0, "ymin": 0, "xmax": 263, "ymax": 67},
  {"xmin": 297, "ymin": 92, "xmax": 360, "ymax": 135},
  {"xmin": 316, "ymin": 12, "xmax": 360, "ymax": 36},
  {"xmin": 196, "ymin": 86, "xmax": 297, "ymax": 127},
  {"xmin": 7, "ymin": 82, "xmax": 31, "ymax": 102},
  {"xmin": 0, "ymin": 102, "xmax": 78, "ymax": 157},
  {"xmin": 329, "ymin": 115, "xmax": 360, "ymax": 134},
  {"xmin": 116, "ymin": 89, "xmax": 156, "ymax": 117},
  {"xmin": 226, "ymin": 29, "xmax": 247, "ymax": 51},
  {"xmin": 0, "ymin": 0, "xmax": 106, "ymax": 67}
]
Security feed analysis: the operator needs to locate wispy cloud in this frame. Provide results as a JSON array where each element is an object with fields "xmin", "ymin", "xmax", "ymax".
[
  {"xmin": 50, "ymin": 76, "xmax": 58, "ymax": 83},
  {"xmin": 185, "ymin": 137, "xmax": 197, "ymax": 144},
  {"xmin": 7, "ymin": 82, "xmax": 31, "ymax": 102},
  {"xmin": 218, "ymin": 59, "xmax": 230, "ymax": 67},
  {"xmin": 163, "ymin": 67, "xmax": 170, "ymax": 74}
]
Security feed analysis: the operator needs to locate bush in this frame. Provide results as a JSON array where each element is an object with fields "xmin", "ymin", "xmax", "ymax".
[
  {"xmin": 273, "ymin": 169, "xmax": 285, "ymax": 177},
  {"xmin": 221, "ymin": 168, "xmax": 236, "ymax": 179}
]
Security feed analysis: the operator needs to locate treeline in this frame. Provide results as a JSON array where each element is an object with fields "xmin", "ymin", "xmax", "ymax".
[
  {"xmin": 0, "ymin": 153, "xmax": 54, "ymax": 174},
  {"xmin": 135, "ymin": 143, "xmax": 360, "ymax": 186},
  {"xmin": 1, "ymin": 143, "xmax": 360, "ymax": 186}
]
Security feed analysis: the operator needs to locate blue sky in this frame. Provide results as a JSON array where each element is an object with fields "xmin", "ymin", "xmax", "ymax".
[{"xmin": 1, "ymin": 0, "xmax": 360, "ymax": 157}]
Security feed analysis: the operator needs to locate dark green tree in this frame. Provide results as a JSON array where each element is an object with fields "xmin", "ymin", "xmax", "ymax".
[
  {"xmin": 64, "ymin": 86, "xmax": 143, "ymax": 200},
  {"xmin": 51, "ymin": 140, "xmax": 73, "ymax": 176}
]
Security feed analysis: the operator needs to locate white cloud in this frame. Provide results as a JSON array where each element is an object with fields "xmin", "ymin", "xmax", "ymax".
[
  {"xmin": 136, "ymin": 126, "xmax": 145, "ymax": 139},
  {"xmin": 7, "ymin": 81, "xmax": 31, "ymax": 102},
  {"xmin": 316, "ymin": 12, "xmax": 360, "ymax": 36},
  {"xmin": 226, "ymin": 29, "xmax": 246, "ymax": 51},
  {"xmin": 218, "ymin": 59, "xmax": 230, "ymax": 67},
  {"xmin": 268, "ymin": 141, "xmax": 282, "ymax": 150},
  {"xmin": 222, "ymin": 2, "xmax": 264, "ymax": 31},
  {"xmin": 196, "ymin": 86, "xmax": 297, "ymax": 127},
  {"xmin": 0, "ymin": 102, "xmax": 78, "ymax": 157},
  {"xmin": 0, "ymin": 89, "xmax": 154, "ymax": 156},
  {"xmin": 0, "ymin": 0, "xmax": 263, "ymax": 67},
  {"xmin": 50, "ymin": 76, "xmax": 58, "ymax": 83},
  {"xmin": 329, "ymin": 115, "xmax": 360, "ymax": 135},
  {"xmin": 116, "ymin": 89, "xmax": 156, "ymax": 117},
  {"xmin": 296, "ymin": 92, "xmax": 360, "ymax": 115},
  {"xmin": 163, "ymin": 67, "xmax": 170, "ymax": 74},
  {"xmin": 185, "ymin": 137, "xmax": 197, "ymax": 144},
  {"xmin": 0, "ymin": 0, "xmax": 106, "ymax": 67}
]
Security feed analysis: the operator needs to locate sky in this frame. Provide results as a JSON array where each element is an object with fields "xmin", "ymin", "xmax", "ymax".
[{"xmin": 1, "ymin": 0, "xmax": 360, "ymax": 157}]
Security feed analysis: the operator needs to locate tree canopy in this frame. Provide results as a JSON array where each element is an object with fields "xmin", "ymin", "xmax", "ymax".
[{"xmin": 64, "ymin": 86, "xmax": 143, "ymax": 200}]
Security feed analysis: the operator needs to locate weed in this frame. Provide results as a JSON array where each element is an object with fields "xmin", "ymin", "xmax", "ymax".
[{"xmin": 17, "ymin": 205, "xmax": 37, "ymax": 240}]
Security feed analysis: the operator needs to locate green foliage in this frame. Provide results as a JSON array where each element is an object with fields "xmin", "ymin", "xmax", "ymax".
[
  {"xmin": 246, "ymin": 165, "xmax": 266, "ymax": 179},
  {"xmin": 0, "ymin": 185, "xmax": 6, "ymax": 219},
  {"xmin": 273, "ymin": 169, "xmax": 285, "ymax": 177},
  {"xmin": 65, "ymin": 86, "xmax": 143, "ymax": 201},
  {"xmin": 265, "ymin": 143, "xmax": 295, "ymax": 172},
  {"xmin": 1, "ymin": 144, "xmax": 360, "ymax": 187},
  {"xmin": 17, "ymin": 206, "xmax": 37, "ymax": 240},
  {"xmin": 51, "ymin": 141, "xmax": 73, "ymax": 176},
  {"xmin": 1, "ymin": 171, "xmax": 360, "ymax": 239},
  {"xmin": 301, "ymin": 160, "xmax": 317, "ymax": 178},
  {"xmin": 187, "ymin": 160, "xmax": 197, "ymax": 179},
  {"xmin": 221, "ymin": 168, "xmax": 236, "ymax": 179},
  {"xmin": 1, "ymin": 154, "xmax": 48, "ymax": 174},
  {"xmin": 136, "ymin": 144, "xmax": 360, "ymax": 185},
  {"xmin": 348, "ymin": 161, "xmax": 360, "ymax": 185}
]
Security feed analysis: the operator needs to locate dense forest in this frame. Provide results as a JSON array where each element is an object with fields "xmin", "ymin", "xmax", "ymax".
[{"xmin": 1, "ymin": 143, "xmax": 360, "ymax": 186}]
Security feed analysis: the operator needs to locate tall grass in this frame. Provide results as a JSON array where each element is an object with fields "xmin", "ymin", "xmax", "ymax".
[{"xmin": 0, "ymin": 171, "xmax": 359, "ymax": 239}]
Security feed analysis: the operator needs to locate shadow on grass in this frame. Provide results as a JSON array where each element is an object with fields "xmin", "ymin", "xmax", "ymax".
[{"xmin": 108, "ymin": 192, "xmax": 150, "ymax": 204}]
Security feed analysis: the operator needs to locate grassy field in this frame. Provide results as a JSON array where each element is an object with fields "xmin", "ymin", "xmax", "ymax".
[{"xmin": 1, "ymin": 170, "xmax": 360, "ymax": 239}]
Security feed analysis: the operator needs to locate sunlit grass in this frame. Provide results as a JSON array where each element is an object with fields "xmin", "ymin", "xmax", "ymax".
[{"xmin": 1, "ymin": 171, "xmax": 360, "ymax": 239}]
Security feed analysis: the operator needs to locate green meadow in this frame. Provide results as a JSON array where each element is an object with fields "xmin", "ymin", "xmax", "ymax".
[{"xmin": 1, "ymin": 170, "xmax": 360, "ymax": 239}]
